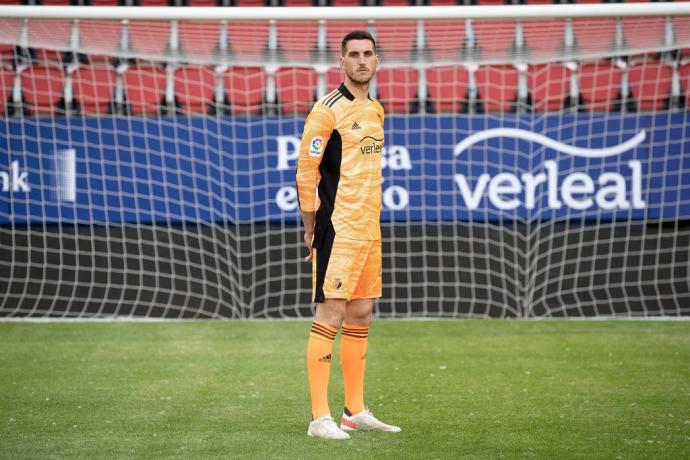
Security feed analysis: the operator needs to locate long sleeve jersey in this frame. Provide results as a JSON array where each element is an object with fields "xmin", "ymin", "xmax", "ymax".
[{"xmin": 296, "ymin": 83, "xmax": 385, "ymax": 242}]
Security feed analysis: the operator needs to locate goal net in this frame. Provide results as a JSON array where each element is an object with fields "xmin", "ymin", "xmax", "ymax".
[{"xmin": 0, "ymin": 3, "xmax": 689, "ymax": 319}]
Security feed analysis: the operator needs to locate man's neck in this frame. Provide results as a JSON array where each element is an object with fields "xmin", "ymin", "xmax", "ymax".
[{"xmin": 343, "ymin": 80, "xmax": 370, "ymax": 101}]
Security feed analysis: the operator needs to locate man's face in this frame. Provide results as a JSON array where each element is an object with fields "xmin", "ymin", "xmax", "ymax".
[{"xmin": 340, "ymin": 39, "xmax": 378, "ymax": 85}]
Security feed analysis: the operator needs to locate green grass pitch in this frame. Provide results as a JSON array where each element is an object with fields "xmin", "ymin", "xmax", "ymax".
[{"xmin": 1, "ymin": 320, "xmax": 689, "ymax": 459}]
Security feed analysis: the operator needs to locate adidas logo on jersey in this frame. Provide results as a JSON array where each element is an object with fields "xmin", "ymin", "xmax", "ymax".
[
  {"xmin": 319, "ymin": 353, "xmax": 332, "ymax": 363},
  {"xmin": 351, "ymin": 121, "xmax": 362, "ymax": 130}
]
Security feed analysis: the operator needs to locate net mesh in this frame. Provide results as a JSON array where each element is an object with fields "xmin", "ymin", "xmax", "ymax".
[{"xmin": 1, "ymin": 7, "xmax": 689, "ymax": 318}]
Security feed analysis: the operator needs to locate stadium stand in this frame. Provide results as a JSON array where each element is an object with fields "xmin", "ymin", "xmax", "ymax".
[
  {"xmin": 178, "ymin": 21, "xmax": 222, "ymax": 62},
  {"xmin": 275, "ymin": 66, "xmax": 317, "ymax": 114},
  {"xmin": 376, "ymin": 67, "xmax": 420, "ymax": 113},
  {"xmin": 326, "ymin": 67, "xmax": 343, "ymax": 92},
  {"xmin": 572, "ymin": 18, "xmax": 618, "ymax": 55},
  {"xmin": 123, "ymin": 64, "xmax": 167, "ymax": 115},
  {"xmin": 223, "ymin": 66, "xmax": 266, "ymax": 114},
  {"xmin": 71, "ymin": 64, "xmax": 117, "ymax": 114},
  {"xmin": 471, "ymin": 19, "xmax": 516, "ymax": 61},
  {"xmin": 527, "ymin": 63, "xmax": 571, "ymax": 111},
  {"xmin": 626, "ymin": 60, "xmax": 673, "ymax": 110},
  {"xmin": 276, "ymin": 21, "xmax": 319, "ymax": 61},
  {"xmin": 78, "ymin": 20, "xmax": 123, "ymax": 62},
  {"xmin": 127, "ymin": 21, "xmax": 171, "ymax": 56},
  {"xmin": 521, "ymin": 19, "xmax": 566, "ymax": 58},
  {"xmin": 174, "ymin": 65, "xmax": 216, "ymax": 113},
  {"xmin": 475, "ymin": 64, "xmax": 520, "ymax": 112},
  {"xmin": 0, "ymin": 67, "xmax": 15, "ymax": 115},
  {"xmin": 680, "ymin": 64, "xmax": 690, "ymax": 105},
  {"xmin": 20, "ymin": 64, "xmax": 65, "ymax": 114},
  {"xmin": 426, "ymin": 65, "xmax": 470, "ymax": 113},
  {"xmin": 577, "ymin": 60, "xmax": 624, "ymax": 111},
  {"xmin": 227, "ymin": 21, "xmax": 269, "ymax": 60},
  {"xmin": 425, "ymin": 19, "xmax": 466, "ymax": 61},
  {"xmin": 27, "ymin": 19, "xmax": 73, "ymax": 62}
]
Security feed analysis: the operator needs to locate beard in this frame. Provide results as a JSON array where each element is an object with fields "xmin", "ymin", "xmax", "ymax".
[{"xmin": 345, "ymin": 67, "xmax": 374, "ymax": 85}]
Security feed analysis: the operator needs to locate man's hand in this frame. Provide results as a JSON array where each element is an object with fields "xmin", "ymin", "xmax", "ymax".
[{"xmin": 303, "ymin": 230, "xmax": 314, "ymax": 262}]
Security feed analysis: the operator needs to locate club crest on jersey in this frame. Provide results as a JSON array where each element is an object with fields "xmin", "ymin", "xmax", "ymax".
[{"xmin": 309, "ymin": 136, "xmax": 324, "ymax": 157}]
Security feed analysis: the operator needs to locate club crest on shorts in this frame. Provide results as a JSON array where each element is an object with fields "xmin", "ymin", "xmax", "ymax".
[
  {"xmin": 333, "ymin": 277, "xmax": 343, "ymax": 290},
  {"xmin": 309, "ymin": 136, "xmax": 324, "ymax": 157}
]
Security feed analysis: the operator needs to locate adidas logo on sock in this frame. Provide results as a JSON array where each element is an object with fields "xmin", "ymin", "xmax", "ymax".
[
  {"xmin": 319, "ymin": 353, "xmax": 332, "ymax": 363},
  {"xmin": 351, "ymin": 121, "xmax": 362, "ymax": 130}
]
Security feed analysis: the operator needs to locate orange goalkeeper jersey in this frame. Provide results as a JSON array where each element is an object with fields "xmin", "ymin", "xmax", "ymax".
[{"xmin": 296, "ymin": 83, "xmax": 385, "ymax": 241}]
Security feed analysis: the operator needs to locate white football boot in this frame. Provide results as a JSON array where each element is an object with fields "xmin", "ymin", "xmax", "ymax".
[
  {"xmin": 340, "ymin": 408, "xmax": 401, "ymax": 433},
  {"xmin": 307, "ymin": 415, "xmax": 351, "ymax": 440}
]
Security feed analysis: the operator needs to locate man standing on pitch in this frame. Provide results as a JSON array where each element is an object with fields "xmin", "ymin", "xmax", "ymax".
[{"xmin": 295, "ymin": 30, "xmax": 401, "ymax": 440}]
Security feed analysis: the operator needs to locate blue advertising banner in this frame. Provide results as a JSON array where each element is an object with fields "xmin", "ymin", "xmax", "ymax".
[{"xmin": 1, "ymin": 114, "xmax": 689, "ymax": 224}]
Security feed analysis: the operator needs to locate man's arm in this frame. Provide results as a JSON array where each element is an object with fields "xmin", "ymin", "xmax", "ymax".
[
  {"xmin": 301, "ymin": 210, "xmax": 316, "ymax": 262},
  {"xmin": 296, "ymin": 104, "xmax": 335, "ymax": 262}
]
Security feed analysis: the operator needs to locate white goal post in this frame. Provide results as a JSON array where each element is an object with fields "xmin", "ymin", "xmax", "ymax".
[{"xmin": 0, "ymin": 3, "xmax": 689, "ymax": 319}]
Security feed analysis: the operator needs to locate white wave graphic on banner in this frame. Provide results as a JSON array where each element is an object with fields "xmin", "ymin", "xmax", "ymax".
[{"xmin": 454, "ymin": 128, "xmax": 647, "ymax": 158}]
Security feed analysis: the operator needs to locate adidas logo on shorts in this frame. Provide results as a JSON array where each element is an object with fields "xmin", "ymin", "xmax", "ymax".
[{"xmin": 351, "ymin": 121, "xmax": 362, "ymax": 130}]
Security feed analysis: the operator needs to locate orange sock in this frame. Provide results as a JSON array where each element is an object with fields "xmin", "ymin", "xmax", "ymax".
[
  {"xmin": 307, "ymin": 321, "xmax": 338, "ymax": 419},
  {"xmin": 340, "ymin": 322, "xmax": 369, "ymax": 415}
]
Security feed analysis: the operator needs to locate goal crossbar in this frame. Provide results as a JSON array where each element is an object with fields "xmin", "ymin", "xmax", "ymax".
[{"xmin": 2, "ymin": 3, "xmax": 690, "ymax": 21}]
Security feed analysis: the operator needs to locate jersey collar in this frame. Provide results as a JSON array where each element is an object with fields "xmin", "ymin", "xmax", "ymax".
[{"xmin": 338, "ymin": 83, "xmax": 370, "ymax": 102}]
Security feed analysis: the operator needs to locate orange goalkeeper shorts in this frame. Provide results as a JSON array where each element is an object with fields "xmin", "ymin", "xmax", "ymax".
[{"xmin": 312, "ymin": 226, "xmax": 382, "ymax": 303}]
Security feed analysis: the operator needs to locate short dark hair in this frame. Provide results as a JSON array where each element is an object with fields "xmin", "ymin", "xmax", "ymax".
[{"xmin": 341, "ymin": 30, "xmax": 377, "ymax": 56}]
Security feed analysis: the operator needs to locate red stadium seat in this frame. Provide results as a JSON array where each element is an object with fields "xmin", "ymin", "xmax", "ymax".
[
  {"xmin": 426, "ymin": 65, "xmax": 470, "ymax": 113},
  {"xmin": 521, "ymin": 19, "xmax": 565, "ymax": 58},
  {"xmin": 139, "ymin": 0, "xmax": 170, "ymax": 5},
  {"xmin": 626, "ymin": 61, "xmax": 673, "ymax": 111},
  {"xmin": 275, "ymin": 67, "xmax": 318, "ymax": 115},
  {"xmin": 475, "ymin": 65, "xmax": 519, "ymax": 112},
  {"xmin": 680, "ymin": 64, "xmax": 690, "ymax": 105},
  {"xmin": 621, "ymin": 16, "xmax": 667, "ymax": 60},
  {"xmin": 223, "ymin": 66, "xmax": 266, "ymax": 114},
  {"xmin": 577, "ymin": 61, "xmax": 623, "ymax": 111},
  {"xmin": 527, "ymin": 63, "xmax": 570, "ymax": 112},
  {"xmin": 127, "ymin": 21, "xmax": 171, "ymax": 56},
  {"xmin": 27, "ymin": 19, "xmax": 73, "ymax": 62},
  {"xmin": 672, "ymin": 17, "xmax": 690, "ymax": 58},
  {"xmin": 326, "ymin": 21, "xmax": 369, "ymax": 59},
  {"xmin": 72, "ymin": 65, "xmax": 117, "ymax": 114},
  {"xmin": 276, "ymin": 21, "xmax": 318, "ymax": 61},
  {"xmin": 471, "ymin": 19, "xmax": 516, "ymax": 61},
  {"xmin": 425, "ymin": 20, "xmax": 466, "ymax": 61},
  {"xmin": 20, "ymin": 65, "xmax": 65, "ymax": 114},
  {"xmin": 123, "ymin": 65, "xmax": 167, "ymax": 115},
  {"xmin": 572, "ymin": 18, "xmax": 617, "ymax": 55},
  {"xmin": 188, "ymin": 0, "xmax": 217, "ymax": 5},
  {"xmin": 375, "ymin": 20, "xmax": 418, "ymax": 61},
  {"xmin": 376, "ymin": 67, "xmax": 419, "ymax": 113},
  {"xmin": 236, "ymin": 0, "xmax": 266, "ymax": 4},
  {"xmin": 174, "ymin": 66, "xmax": 216, "ymax": 114},
  {"xmin": 326, "ymin": 67, "xmax": 344, "ymax": 92},
  {"xmin": 0, "ymin": 19, "xmax": 21, "ymax": 62},
  {"xmin": 227, "ymin": 21, "xmax": 269, "ymax": 61},
  {"xmin": 0, "ymin": 67, "xmax": 15, "ymax": 115},
  {"xmin": 284, "ymin": 0, "xmax": 312, "ymax": 5},
  {"xmin": 178, "ymin": 21, "xmax": 221, "ymax": 62},
  {"xmin": 78, "ymin": 20, "xmax": 123, "ymax": 62}
]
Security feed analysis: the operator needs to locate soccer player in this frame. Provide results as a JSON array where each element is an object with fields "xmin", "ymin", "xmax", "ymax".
[{"xmin": 296, "ymin": 30, "xmax": 401, "ymax": 440}]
